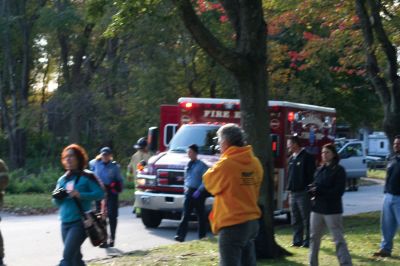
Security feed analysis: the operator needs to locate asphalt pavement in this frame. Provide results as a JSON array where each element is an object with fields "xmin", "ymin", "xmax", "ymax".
[{"xmin": 0, "ymin": 181, "xmax": 385, "ymax": 266}]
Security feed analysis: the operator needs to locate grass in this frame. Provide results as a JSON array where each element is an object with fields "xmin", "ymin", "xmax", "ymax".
[
  {"xmin": 368, "ymin": 169, "xmax": 386, "ymax": 180},
  {"xmin": 89, "ymin": 212, "xmax": 400, "ymax": 266},
  {"xmin": 3, "ymin": 193, "xmax": 56, "ymax": 214},
  {"xmin": 2, "ymin": 188, "xmax": 135, "ymax": 215}
]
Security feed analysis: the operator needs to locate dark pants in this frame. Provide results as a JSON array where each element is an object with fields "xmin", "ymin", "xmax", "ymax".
[
  {"xmin": 107, "ymin": 193, "xmax": 119, "ymax": 242},
  {"xmin": 96, "ymin": 192, "xmax": 119, "ymax": 242},
  {"xmin": 60, "ymin": 220, "xmax": 87, "ymax": 266},
  {"xmin": 219, "ymin": 219, "xmax": 259, "ymax": 266},
  {"xmin": 176, "ymin": 188, "xmax": 207, "ymax": 240},
  {"xmin": 290, "ymin": 191, "xmax": 311, "ymax": 246}
]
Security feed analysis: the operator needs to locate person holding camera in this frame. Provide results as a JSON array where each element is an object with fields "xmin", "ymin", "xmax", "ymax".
[
  {"xmin": 308, "ymin": 143, "xmax": 352, "ymax": 266},
  {"xmin": 91, "ymin": 147, "xmax": 123, "ymax": 248},
  {"xmin": 52, "ymin": 144, "xmax": 105, "ymax": 266}
]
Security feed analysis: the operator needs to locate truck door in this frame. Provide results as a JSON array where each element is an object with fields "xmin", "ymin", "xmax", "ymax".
[{"xmin": 338, "ymin": 142, "xmax": 367, "ymax": 178}]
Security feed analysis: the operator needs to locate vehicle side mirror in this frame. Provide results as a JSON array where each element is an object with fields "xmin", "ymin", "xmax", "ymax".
[
  {"xmin": 210, "ymin": 144, "xmax": 220, "ymax": 155},
  {"xmin": 147, "ymin": 127, "xmax": 159, "ymax": 153}
]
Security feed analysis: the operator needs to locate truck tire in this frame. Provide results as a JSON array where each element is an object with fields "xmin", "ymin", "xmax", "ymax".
[{"xmin": 141, "ymin": 209, "xmax": 162, "ymax": 228}]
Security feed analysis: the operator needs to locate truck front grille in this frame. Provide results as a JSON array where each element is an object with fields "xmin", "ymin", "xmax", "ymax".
[{"xmin": 157, "ymin": 169, "xmax": 185, "ymax": 187}]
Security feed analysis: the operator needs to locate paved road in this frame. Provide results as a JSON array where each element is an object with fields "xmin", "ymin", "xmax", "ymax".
[{"xmin": 1, "ymin": 182, "xmax": 385, "ymax": 266}]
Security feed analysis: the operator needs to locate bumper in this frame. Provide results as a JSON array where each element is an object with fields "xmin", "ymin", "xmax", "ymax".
[{"xmin": 134, "ymin": 191, "xmax": 213, "ymax": 211}]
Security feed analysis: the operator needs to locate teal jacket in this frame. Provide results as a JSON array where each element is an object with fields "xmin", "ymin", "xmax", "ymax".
[{"xmin": 53, "ymin": 170, "xmax": 104, "ymax": 223}]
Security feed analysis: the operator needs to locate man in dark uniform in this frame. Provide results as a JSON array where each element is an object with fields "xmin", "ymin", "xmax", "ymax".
[
  {"xmin": 174, "ymin": 144, "xmax": 208, "ymax": 242},
  {"xmin": 286, "ymin": 135, "xmax": 316, "ymax": 248},
  {"xmin": 374, "ymin": 135, "xmax": 400, "ymax": 257}
]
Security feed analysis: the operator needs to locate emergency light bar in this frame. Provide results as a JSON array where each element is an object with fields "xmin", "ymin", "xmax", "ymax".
[{"xmin": 178, "ymin": 97, "xmax": 336, "ymax": 113}]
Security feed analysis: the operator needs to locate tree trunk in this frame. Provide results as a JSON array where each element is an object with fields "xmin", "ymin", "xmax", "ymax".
[
  {"xmin": 174, "ymin": 0, "xmax": 289, "ymax": 258},
  {"xmin": 355, "ymin": 0, "xmax": 400, "ymax": 146}
]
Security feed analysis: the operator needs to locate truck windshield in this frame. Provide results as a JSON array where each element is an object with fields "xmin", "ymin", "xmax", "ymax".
[{"xmin": 169, "ymin": 125, "xmax": 219, "ymax": 155}]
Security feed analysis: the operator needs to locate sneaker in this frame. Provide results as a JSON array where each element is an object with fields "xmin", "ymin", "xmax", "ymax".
[
  {"xmin": 109, "ymin": 240, "xmax": 114, "ymax": 247},
  {"xmin": 373, "ymin": 249, "xmax": 391, "ymax": 257},
  {"xmin": 174, "ymin": 235, "xmax": 184, "ymax": 242},
  {"xmin": 99, "ymin": 242, "xmax": 108, "ymax": 248}
]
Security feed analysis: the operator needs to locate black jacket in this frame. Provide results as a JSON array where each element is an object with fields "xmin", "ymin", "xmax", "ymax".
[
  {"xmin": 384, "ymin": 155, "xmax": 400, "ymax": 195},
  {"xmin": 312, "ymin": 164, "xmax": 346, "ymax": 214},
  {"xmin": 287, "ymin": 149, "xmax": 316, "ymax": 192}
]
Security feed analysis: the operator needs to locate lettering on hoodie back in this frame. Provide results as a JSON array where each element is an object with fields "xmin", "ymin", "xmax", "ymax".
[{"xmin": 240, "ymin": 171, "xmax": 256, "ymax": 186}]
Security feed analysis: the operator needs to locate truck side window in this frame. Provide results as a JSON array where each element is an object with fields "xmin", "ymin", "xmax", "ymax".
[
  {"xmin": 164, "ymin": 124, "xmax": 178, "ymax": 147},
  {"xmin": 344, "ymin": 144, "xmax": 362, "ymax": 157}
]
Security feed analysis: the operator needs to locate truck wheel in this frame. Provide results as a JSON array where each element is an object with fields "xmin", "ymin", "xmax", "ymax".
[{"xmin": 141, "ymin": 209, "xmax": 162, "ymax": 228}]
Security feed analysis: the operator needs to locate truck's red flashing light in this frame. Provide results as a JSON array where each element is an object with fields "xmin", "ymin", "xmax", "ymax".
[
  {"xmin": 272, "ymin": 141, "xmax": 277, "ymax": 152},
  {"xmin": 271, "ymin": 105, "xmax": 280, "ymax": 112},
  {"xmin": 158, "ymin": 178, "xmax": 169, "ymax": 185},
  {"xmin": 159, "ymin": 171, "xmax": 169, "ymax": 177},
  {"xmin": 180, "ymin": 102, "xmax": 194, "ymax": 109},
  {"xmin": 288, "ymin": 112, "xmax": 295, "ymax": 122}
]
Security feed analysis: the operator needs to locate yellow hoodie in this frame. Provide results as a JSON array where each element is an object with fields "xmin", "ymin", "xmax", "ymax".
[{"xmin": 203, "ymin": 145, "xmax": 263, "ymax": 234}]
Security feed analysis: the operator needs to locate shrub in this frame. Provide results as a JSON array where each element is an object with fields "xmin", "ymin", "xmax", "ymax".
[{"xmin": 7, "ymin": 167, "xmax": 63, "ymax": 194}]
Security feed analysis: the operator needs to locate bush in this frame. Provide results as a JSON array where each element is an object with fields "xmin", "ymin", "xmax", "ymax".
[{"xmin": 7, "ymin": 167, "xmax": 63, "ymax": 194}]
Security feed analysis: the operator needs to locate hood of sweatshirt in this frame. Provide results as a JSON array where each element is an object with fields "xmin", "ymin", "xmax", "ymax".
[{"xmin": 222, "ymin": 145, "xmax": 255, "ymax": 165}]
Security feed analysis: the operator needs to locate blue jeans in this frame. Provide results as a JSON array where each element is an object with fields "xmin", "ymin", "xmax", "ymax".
[
  {"xmin": 218, "ymin": 219, "xmax": 259, "ymax": 266},
  {"xmin": 380, "ymin": 193, "xmax": 400, "ymax": 253},
  {"xmin": 60, "ymin": 220, "xmax": 87, "ymax": 266}
]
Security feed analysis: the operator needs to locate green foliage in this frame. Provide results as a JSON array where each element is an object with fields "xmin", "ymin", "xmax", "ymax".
[
  {"xmin": 3, "ymin": 193, "xmax": 55, "ymax": 213},
  {"xmin": 266, "ymin": 0, "xmax": 383, "ymax": 130},
  {"xmin": 7, "ymin": 167, "xmax": 62, "ymax": 194}
]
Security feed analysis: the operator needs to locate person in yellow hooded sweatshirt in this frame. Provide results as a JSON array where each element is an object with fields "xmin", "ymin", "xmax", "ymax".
[{"xmin": 203, "ymin": 123, "xmax": 263, "ymax": 266}]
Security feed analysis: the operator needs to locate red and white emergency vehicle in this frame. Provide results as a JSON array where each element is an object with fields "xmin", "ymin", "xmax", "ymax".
[{"xmin": 135, "ymin": 97, "xmax": 336, "ymax": 228}]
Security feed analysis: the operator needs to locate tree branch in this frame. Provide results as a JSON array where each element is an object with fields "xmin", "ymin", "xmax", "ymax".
[
  {"xmin": 367, "ymin": 0, "xmax": 400, "ymax": 105},
  {"xmin": 220, "ymin": 0, "xmax": 240, "ymax": 36},
  {"xmin": 355, "ymin": 0, "xmax": 390, "ymax": 104},
  {"xmin": 173, "ymin": 0, "xmax": 243, "ymax": 73}
]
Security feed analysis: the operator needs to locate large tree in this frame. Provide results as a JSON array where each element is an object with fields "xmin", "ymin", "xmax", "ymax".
[
  {"xmin": 355, "ymin": 0, "xmax": 400, "ymax": 143},
  {"xmin": 0, "ymin": 0, "xmax": 47, "ymax": 168},
  {"xmin": 173, "ymin": 0, "xmax": 287, "ymax": 258}
]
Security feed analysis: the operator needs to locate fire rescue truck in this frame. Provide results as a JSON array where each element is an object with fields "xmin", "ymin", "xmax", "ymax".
[{"xmin": 134, "ymin": 97, "xmax": 336, "ymax": 228}]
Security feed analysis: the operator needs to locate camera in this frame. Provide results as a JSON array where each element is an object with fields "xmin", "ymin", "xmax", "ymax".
[
  {"xmin": 52, "ymin": 187, "xmax": 69, "ymax": 200},
  {"xmin": 307, "ymin": 184, "xmax": 317, "ymax": 200}
]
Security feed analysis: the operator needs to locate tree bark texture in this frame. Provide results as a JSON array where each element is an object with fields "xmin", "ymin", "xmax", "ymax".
[
  {"xmin": 174, "ymin": 0, "xmax": 289, "ymax": 258},
  {"xmin": 355, "ymin": 0, "xmax": 400, "ymax": 145}
]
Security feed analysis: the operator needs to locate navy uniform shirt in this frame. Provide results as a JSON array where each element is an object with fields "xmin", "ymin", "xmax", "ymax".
[
  {"xmin": 91, "ymin": 159, "xmax": 123, "ymax": 186},
  {"xmin": 185, "ymin": 159, "xmax": 208, "ymax": 191}
]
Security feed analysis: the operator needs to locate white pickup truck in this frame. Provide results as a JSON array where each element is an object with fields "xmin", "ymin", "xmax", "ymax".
[{"xmin": 335, "ymin": 139, "xmax": 368, "ymax": 179}]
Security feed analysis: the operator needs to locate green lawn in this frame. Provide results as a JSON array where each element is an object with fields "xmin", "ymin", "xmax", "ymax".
[
  {"xmin": 368, "ymin": 169, "xmax": 386, "ymax": 180},
  {"xmin": 2, "ymin": 188, "xmax": 135, "ymax": 215},
  {"xmin": 3, "ymin": 193, "xmax": 56, "ymax": 214},
  {"xmin": 90, "ymin": 212, "xmax": 400, "ymax": 266}
]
